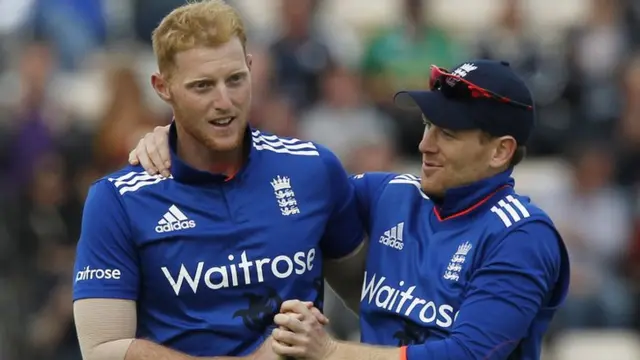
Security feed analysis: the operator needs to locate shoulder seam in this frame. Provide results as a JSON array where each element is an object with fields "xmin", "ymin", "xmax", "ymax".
[{"xmin": 251, "ymin": 129, "xmax": 320, "ymax": 156}]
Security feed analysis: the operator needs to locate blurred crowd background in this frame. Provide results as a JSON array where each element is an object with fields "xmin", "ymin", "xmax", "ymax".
[{"xmin": 0, "ymin": 0, "xmax": 639, "ymax": 359}]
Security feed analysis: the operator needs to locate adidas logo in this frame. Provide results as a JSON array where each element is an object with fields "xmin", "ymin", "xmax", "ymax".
[
  {"xmin": 379, "ymin": 222, "xmax": 404, "ymax": 250},
  {"xmin": 155, "ymin": 205, "xmax": 196, "ymax": 233}
]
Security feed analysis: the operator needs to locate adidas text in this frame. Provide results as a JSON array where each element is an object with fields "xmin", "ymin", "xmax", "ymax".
[
  {"xmin": 361, "ymin": 272, "xmax": 458, "ymax": 328},
  {"xmin": 379, "ymin": 237, "xmax": 404, "ymax": 250},
  {"xmin": 155, "ymin": 220, "xmax": 196, "ymax": 233},
  {"xmin": 75, "ymin": 266, "xmax": 121, "ymax": 282},
  {"xmin": 155, "ymin": 205, "xmax": 196, "ymax": 233},
  {"xmin": 379, "ymin": 222, "xmax": 404, "ymax": 250},
  {"xmin": 162, "ymin": 248, "xmax": 317, "ymax": 296}
]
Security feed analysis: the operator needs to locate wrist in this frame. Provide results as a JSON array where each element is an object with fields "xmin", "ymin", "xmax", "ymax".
[
  {"xmin": 322, "ymin": 338, "xmax": 340, "ymax": 360},
  {"xmin": 243, "ymin": 352, "xmax": 259, "ymax": 360}
]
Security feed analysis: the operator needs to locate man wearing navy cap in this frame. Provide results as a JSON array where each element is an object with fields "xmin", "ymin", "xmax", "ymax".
[
  {"xmin": 269, "ymin": 59, "xmax": 570, "ymax": 360},
  {"xmin": 130, "ymin": 60, "xmax": 570, "ymax": 360}
]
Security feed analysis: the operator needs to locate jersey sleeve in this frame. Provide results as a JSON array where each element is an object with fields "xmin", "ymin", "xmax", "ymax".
[
  {"xmin": 349, "ymin": 172, "xmax": 397, "ymax": 235},
  {"xmin": 73, "ymin": 180, "xmax": 139, "ymax": 301},
  {"xmin": 316, "ymin": 145, "xmax": 365, "ymax": 260},
  {"xmin": 405, "ymin": 221, "xmax": 569, "ymax": 360}
]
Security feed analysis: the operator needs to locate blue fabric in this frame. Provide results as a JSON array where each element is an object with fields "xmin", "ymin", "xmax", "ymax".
[
  {"xmin": 351, "ymin": 171, "xmax": 570, "ymax": 360},
  {"xmin": 73, "ymin": 124, "xmax": 364, "ymax": 356}
]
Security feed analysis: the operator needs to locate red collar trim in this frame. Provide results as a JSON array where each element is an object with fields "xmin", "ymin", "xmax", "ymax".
[{"xmin": 433, "ymin": 184, "xmax": 510, "ymax": 221}]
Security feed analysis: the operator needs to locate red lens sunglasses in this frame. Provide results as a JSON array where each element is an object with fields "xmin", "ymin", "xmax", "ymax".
[{"xmin": 429, "ymin": 66, "xmax": 533, "ymax": 111}]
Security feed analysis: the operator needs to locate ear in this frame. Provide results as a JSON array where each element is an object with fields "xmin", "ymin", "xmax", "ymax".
[
  {"xmin": 151, "ymin": 72, "xmax": 172, "ymax": 103},
  {"xmin": 246, "ymin": 53, "xmax": 253, "ymax": 71},
  {"xmin": 489, "ymin": 136, "xmax": 517, "ymax": 169}
]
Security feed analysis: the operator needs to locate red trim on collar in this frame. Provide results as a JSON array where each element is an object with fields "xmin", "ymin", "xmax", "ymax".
[{"xmin": 433, "ymin": 184, "xmax": 510, "ymax": 221}]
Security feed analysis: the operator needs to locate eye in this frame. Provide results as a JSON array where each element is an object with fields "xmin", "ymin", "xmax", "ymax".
[
  {"xmin": 227, "ymin": 73, "xmax": 245, "ymax": 86},
  {"xmin": 193, "ymin": 81, "xmax": 212, "ymax": 91},
  {"xmin": 441, "ymin": 129, "xmax": 455, "ymax": 139}
]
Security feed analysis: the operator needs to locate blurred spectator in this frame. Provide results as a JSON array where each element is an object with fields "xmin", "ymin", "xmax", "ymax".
[
  {"xmin": 360, "ymin": 0, "xmax": 463, "ymax": 105},
  {"xmin": 623, "ymin": 0, "xmax": 640, "ymax": 46},
  {"xmin": 627, "ymin": 185, "xmax": 640, "ymax": 330},
  {"xmin": 474, "ymin": 0, "xmax": 568, "ymax": 156},
  {"xmin": 269, "ymin": 0, "xmax": 334, "ymax": 112},
  {"xmin": 31, "ymin": 0, "xmax": 107, "ymax": 71},
  {"xmin": 345, "ymin": 142, "xmax": 396, "ymax": 174},
  {"xmin": 616, "ymin": 54, "xmax": 640, "ymax": 186},
  {"xmin": 5, "ymin": 42, "xmax": 60, "ymax": 192},
  {"xmin": 255, "ymin": 94, "xmax": 299, "ymax": 138},
  {"xmin": 247, "ymin": 47, "xmax": 277, "ymax": 129},
  {"xmin": 476, "ymin": 0, "xmax": 539, "ymax": 75},
  {"xmin": 621, "ymin": 56, "xmax": 640, "ymax": 330},
  {"xmin": 7, "ymin": 152, "xmax": 82, "ymax": 360},
  {"xmin": 360, "ymin": 0, "xmax": 463, "ymax": 157},
  {"xmin": 94, "ymin": 63, "xmax": 167, "ymax": 172},
  {"xmin": 551, "ymin": 142, "xmax": 634, "ymax": 329},
  {"xmin": 298, "ymin": 65, "xmax": 397, "ymax": 165},
  {"xmin": 561, "ymin": 0, "xmax": 631, "ymax": 141}
]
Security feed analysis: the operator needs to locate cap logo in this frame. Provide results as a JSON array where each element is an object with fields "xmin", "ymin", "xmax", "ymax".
[{"xmin": 447, "ymin": 63, "xmax": 477, "ymax": 87}]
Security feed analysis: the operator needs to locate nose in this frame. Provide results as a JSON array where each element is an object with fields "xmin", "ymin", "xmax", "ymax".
[
  {"xmin": 418, "ymin": 125, "xmax": 438, "ymax": 154},
  {"xmin": 212, "ymin": 84, "xmax": 233, "ymax": 111}
]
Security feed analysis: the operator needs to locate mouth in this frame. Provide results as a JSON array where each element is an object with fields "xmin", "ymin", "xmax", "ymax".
[
  {"xmin": 422, "ymin": 161, "xmax": 442, "ymax": 168},
  {"xmin": 208, "ymin": 116, "xmax": 236, "ymax": 128}
]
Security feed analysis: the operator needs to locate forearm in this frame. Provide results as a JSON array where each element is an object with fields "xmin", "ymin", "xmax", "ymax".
[
  {"xmin": 125, "ymin": 338, "xmax": 194, "ymax": 360},
  {"xmin": 327, "ymin": 341, "xmax": 401, "ymax": 360},
  {"xmin": 75, "ymin": 300, "xmax": 251, "ymax": 360},
  {"xmin": 84, "ymin": 338, "xmax": 249, "ymax": 360},
  {"xmin": 124, "ymin": 339, "xmax": 250, "ymax": 360},
  {"xmin": 324, "ymin": 240, "xmax": 368, "ymax": 314}
]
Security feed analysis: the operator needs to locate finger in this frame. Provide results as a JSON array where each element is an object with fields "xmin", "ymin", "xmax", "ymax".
[
  {"xmin": 273, "ymin": 314, "xmax": 307, "ymax": 333},
  {"xmin": 287, "ymin": 312, "xmax": 305, "ymax": 322},
  {"xmin": 309, "ymin": 307, "xmax": 329, "ymax": 325},
  {"xmin": 144, "ymin": 134, "xmax": 167, "ymax": 176},
  {"xmin": 277, "ymin": 311, "xmax": 308, "ymax": 322},
  {"xmin": 135, "ymin": 139, "xmax": 158, "ymax": 175},
  {"xmin": 280, "ymin": 300, "xmax": 314, "ymax": 318},
  {"xmin": 280, "ymin": 300, "xmax": 301, "ymax": 312},
  {"xmin": 271, "ymin": 338, "xmax": 304, "ymax": 358},
  {"xmin": 274, "ymin": 313, "xmax": 290, "ymax": 327},
  {"xmin": 153, "ymin": 126, "xmax": 172, "ymax": 171},
  {"xmin": 292, "ymin": 301, "xmax": 328, "ymax": 324},
  {"xmin": 128, "ymin": 148, "xmax": 139, "ymax": 165},
  {"xmin": 272, "ymin": 328, "xmax": 308, "ymax": 347}
]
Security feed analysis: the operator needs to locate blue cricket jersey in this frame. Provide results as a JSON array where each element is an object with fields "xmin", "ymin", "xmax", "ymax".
[
  {"xmin": 72, "ymin": 124, "xmax": 364, "ymax": 356},
  {"xmin": 352, "ymin": 169, "xmax": 570, "ymax": 360}
]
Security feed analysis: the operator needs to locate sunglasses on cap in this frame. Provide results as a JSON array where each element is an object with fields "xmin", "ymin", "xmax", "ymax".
[{"xmin": 429, "ymin": 66, "xmax": 533, "ymax": 111}]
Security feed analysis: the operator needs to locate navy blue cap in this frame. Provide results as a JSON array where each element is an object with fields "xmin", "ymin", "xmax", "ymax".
[{"xmin": 394, "ymin": 59, "xmax": 535, "ymax": 145}]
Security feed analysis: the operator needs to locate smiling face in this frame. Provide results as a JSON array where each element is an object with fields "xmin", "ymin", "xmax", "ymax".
[
  {"xmin": 150, "ymin": 0, "xmax": 250, "ymax": 154},
  {"xmin": 418, "ymin": 115, "xmax": 516, "ymax": 197},
  {"xmin": 153, "ymin": 39, "xmax": 252, "ymax": 153}
]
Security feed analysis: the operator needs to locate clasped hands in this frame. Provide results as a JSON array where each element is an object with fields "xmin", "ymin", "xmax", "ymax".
[{"xmin": 270, "ymin": 300, "xmax": 337, "ymax": 360}]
